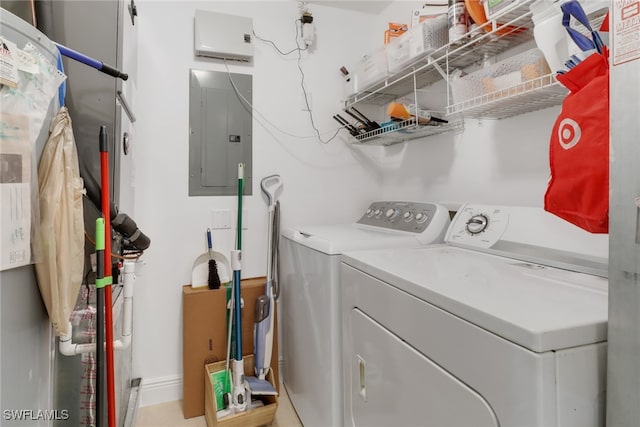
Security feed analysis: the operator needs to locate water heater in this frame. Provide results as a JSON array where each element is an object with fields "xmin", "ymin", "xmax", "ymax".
[{"xmin": 194, "ymin": 10, "xmax": 254, "ymax": 62}]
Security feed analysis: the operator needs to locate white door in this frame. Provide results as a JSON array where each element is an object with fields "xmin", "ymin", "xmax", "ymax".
[{"xmin": 347, "ymin": 308, "xmax": 499, "ymax": 427}]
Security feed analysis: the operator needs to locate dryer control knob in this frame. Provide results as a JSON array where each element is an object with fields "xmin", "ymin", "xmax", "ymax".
[
  {"xmin": 385, "ymin": 208, "xmax": 399, "ymax": 220},
  {"xmin": 374, "ymin": 209, "xmax": 383, "ymax": 217},
  {"xmin": 466, "ymin": 214, "xmax": 489, "ymax": 234},
  {"xmin": 416, "ymin": 212, "xmax": 429, "ymax": 223},
  {"xmin": 366, "ymin": 208, "xmax": 374, "ymax": 217},
  {"xmin": 403, "ymin": 212, "xmax": 414, "ymax": 222}
]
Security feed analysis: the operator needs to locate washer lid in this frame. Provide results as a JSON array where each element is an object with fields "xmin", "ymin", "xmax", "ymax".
[
  {"xmin": 281, "ymin": 224, "xmax": 426, "ymax": 255},
  {"xmin": 342, "ymin": 246, "xmax": 608, "ymax": 353}
]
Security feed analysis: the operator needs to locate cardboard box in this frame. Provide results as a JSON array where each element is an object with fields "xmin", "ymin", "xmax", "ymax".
[
  {"xmin": 204, "ymin": 355, "xmax": 278, "ymax": 427},
  {"xmin": 182, "ymin": 278, "xmax": 279, "ymax": 418}
]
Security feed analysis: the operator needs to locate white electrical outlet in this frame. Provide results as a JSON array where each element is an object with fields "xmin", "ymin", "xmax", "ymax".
[
  {"xmin": 212, "ymin": 209, "xmax": 247, "ymax": 230},
  {"xmin": 212, "ymin": 209, "xmax": 232, "ymax": 229}
]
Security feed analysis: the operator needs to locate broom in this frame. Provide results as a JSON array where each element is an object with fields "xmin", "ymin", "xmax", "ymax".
[{"xmin": 207, "ymin": 228, "xmax": 221, "ymax": 289}]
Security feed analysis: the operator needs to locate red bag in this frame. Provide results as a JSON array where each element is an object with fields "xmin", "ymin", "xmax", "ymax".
[
  {"xmin": 544, "ymin": 6, "xmax": 609, "ymax": 234},
  {"xmin": 544, "ymin": 53, "xmax": 609, "ymax": 233}
]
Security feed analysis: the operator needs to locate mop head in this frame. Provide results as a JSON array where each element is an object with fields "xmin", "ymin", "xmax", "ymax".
[
  {"xmin": 245, "ymin": 376, "xmax": 277, "ymax": 396},
  {"xmin": 211, "ymin": 369, "xmax": 231, "ymax": 411}
]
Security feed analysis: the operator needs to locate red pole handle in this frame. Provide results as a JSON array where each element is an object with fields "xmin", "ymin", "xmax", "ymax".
[{"xmin": 99, "ymin": 126, "xmax": 116, "ymax": 427}]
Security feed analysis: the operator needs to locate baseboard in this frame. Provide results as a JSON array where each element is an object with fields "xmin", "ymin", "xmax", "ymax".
[{"xmin": 139, "ymin": 375, "xmax": 182, "ymax": 407}]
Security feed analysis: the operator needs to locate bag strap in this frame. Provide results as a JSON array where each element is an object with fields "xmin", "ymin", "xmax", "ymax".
[{"xmin": 561, "ymin": 0, "xmax": 605, "ymax": 54}]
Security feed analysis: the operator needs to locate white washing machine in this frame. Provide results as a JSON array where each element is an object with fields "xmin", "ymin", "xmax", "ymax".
[
  {"xmin": 280, "ymin": 201, "xmax": 451, "ymax": 427},
  {"xmin": 341, "ymin": 204, "xmax": 609, "ymax": 427}
]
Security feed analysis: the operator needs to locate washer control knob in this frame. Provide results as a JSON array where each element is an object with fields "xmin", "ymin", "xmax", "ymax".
[
  {"xmin": 374, "ymin": 209, "xmax": 383, "ymax": 218},
  {"xmin": 416, "ymin": 212, "xmax": 429, "ymax": 223},
  {"xmin": 366, "ymin": 208, "xmax": 374, "ymax": 217},
  {"xmin": 403, "ymin": 212, "xmax": 414, "ymax": 222},
  {"xmin": 466, "ymin": 214, "xmax": 489, "ymax": 234},
  {"xmin": 385, "ymin": 208, "xmax": 399, "ymax": 220}
]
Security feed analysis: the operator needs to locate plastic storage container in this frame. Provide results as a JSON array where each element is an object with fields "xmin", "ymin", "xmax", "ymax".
[
  {"xmin": 386, "ymin": 15, "xmax": 448, "ymax": 73},
  {"xmin": 343, "ymin": 69, "xmax": 358, "ymax": 98},
  {"xmin": 451, "ymin": 48, "xmax": 551, "ymax": 104},
  {"xmin": 386, "ymin": 31, "xmax": 412, "ymax": 73},
  {"xmin": 353, "ymin": 46, "xmax": 389, "ymax": 90},
  {"xmin": 410, "ymin": 15, "xmax": 449, "ymax": 59}
]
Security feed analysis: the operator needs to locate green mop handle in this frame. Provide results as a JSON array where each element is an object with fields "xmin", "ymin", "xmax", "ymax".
[
  {"xmin": 232, "ymin": 163, "xmax": 245, "ymax": 360},
  {"xmin": 95, "ymin": 218, "xmax": 106, "ymax": 427}
]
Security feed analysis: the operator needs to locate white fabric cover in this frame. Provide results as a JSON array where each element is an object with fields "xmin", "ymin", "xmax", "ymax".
[{"xmin": 34, "ymin": 107, "xmax": 85, "ymax": 336}]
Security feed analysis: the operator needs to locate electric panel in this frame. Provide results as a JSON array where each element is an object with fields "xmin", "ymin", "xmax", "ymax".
[{"xmin": 189, "ymin": 69, "xmax": 252, "ymax": 196}]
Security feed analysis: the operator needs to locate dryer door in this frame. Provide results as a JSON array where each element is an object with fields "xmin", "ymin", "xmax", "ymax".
[{"xmin": 347, "ymin": 308, "xmax": 499, "ymax": 427}]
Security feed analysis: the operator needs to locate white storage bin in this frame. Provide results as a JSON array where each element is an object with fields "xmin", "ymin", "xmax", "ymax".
[
  {"xmin": 344, "ymin": 74, "xmax": 358, "ymax": 98},
  {"xmin": 450, "ymin": 48, "xmax": 551, "ymax": 104},
  {"xmin": 353, "ymin": 46, "xmax": 389, "ymax": 90},
  {"xmin": 409, "ymin": 15, "xmax": 448, "ymax": 59},
  {"xmin": 386, "ymin": 31, "xmax": 412, "ymax": 73}
]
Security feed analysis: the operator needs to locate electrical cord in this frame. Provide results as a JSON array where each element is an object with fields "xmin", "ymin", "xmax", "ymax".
[
  {"xmin": 294, "ymin": 26, "xmax": 341, "ymax": 145},
  {"xmin": 238, "ymin": 18, "xmax": 344, "ymax": 145},
  {"xmin": 223, "ymin": 60, "xmax": 342, "ymax": 141},
  {"xmin": 252, "ymin": 27, "xmax": 307, "ymax": 56}
]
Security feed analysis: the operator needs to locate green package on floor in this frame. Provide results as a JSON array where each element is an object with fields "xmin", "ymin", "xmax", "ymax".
[{"xmin": 211, "ymin": 369, "xmax": 231, "ymax": 410}]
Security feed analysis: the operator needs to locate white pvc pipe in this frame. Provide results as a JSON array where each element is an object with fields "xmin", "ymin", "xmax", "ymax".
[{"xmin": 59, "ymin": 260, "xmax": 136, "ymax": 356}]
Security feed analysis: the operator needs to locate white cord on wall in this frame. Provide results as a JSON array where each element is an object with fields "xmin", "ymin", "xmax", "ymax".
[{"xmin": 230, "ymin": 16, "xmax": 345, "ymax": 145}]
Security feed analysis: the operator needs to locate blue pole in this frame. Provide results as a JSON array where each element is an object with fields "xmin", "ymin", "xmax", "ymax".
[{"xmin": 54, "ymin": 42, "xmax": 128, "ymax": 81}]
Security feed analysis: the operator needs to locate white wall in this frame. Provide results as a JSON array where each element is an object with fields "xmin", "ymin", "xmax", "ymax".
[
  {"xmin": 133, "ymin": 0, "xmax": 387, "ymax": 405},
  {"xmin": 134, "ymin": 0, "xmax": 562, "ymax": 406},
  {"xmin": 376, "ymin": 107, "xmax": 559, "ymax": 208}
]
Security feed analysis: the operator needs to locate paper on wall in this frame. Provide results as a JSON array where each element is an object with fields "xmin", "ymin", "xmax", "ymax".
[
  {"xmin": 0, "ymin": 113, "xmax": 31, "ymax": 270},
  {"xmin": 613, "ymin": 0, "xmax": 640, "ymax": 65},
  {"xmin": 0, "ymin": 37, "xmax": 19, "ymax": 88}
]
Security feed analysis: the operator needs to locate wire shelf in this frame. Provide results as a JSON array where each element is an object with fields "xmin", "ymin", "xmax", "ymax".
[
  {"xmin": 342, "ymin": 0, "xmax": 606, "ymax": 143},
  {"xmin": 447, "ymin": 74, "xmax": 568, "ymax": 119},
  {"xmin": 344, "ymin": 0, "xmax": 538, "ymax": 108},
  {"xmin": 351, "ymin": 117, "xmax": 464, "ymax": 146}
]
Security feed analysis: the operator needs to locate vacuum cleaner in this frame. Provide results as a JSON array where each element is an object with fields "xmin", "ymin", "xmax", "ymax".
[
  {"xmin": 215, "ymin": 169, "xmax": 282, "ymax": 421},
  {"xmin": 253, "ymin": 175, "xmax": 282, "ymax": 383}
]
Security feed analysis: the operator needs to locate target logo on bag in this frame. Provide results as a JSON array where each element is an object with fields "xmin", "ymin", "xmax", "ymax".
[{"xmin": 558, "ymin": 118, "xmax": 582, "ymax": 150}]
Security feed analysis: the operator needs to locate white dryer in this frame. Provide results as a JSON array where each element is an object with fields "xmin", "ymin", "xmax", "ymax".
[
  {"xmin": 341, "ymin": 204, "xmax": 609, "ymax": 427},
  {"xmin": 280, "ymin": 201, "xmax": 451, "ymax": 427}
]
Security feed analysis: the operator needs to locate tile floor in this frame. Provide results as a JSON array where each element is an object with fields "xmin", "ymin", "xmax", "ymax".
[{"xmin": 134, "ymin": 384, "xmax": 303, "ymax": 427}]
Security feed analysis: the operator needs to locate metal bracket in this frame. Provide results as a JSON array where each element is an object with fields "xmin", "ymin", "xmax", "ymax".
[
  {"xmin": 431, "ymin": 56, "xmax": 447, "ymax": 80},
  {"xmin": 128, "ymin": 0, "xmax": 138, "ymax": 26},
  {"xmin": 116, "ymin": 91, "xmax": 136, "ymax": 123}
]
